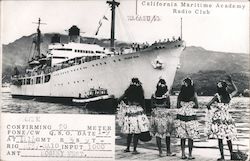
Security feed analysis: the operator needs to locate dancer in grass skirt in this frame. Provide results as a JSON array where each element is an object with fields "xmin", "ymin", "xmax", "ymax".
[
  {"xmin": 206, "ymin": 76, "xmax": 238, "ymax": 161},
  {"xmin": 117, "ymin": 78, "xmax": 149, "ymax": 154},
  {"xmin": 150, "ymin": 79, "xmax": 176, "ymax": 157},
  {"xmin": 175, "ymin": 77, "xmax": 200, "ymax": 160}
]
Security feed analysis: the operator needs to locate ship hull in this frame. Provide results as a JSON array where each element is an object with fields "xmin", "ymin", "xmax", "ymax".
[{"xmin": 11, "ymin": 41, "xmax": 185, "ymax": 101}]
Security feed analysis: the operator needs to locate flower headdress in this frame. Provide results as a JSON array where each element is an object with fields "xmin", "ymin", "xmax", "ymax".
[{"xmin": 130, "ymin": 77, "xmax": 142, "ymax": 86}]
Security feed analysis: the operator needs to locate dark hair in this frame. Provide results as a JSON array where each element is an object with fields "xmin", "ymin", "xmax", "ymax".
[
  {"xmin": 178, "ymin": 78, "xmax": 195, "ymax": 102},
  {"xmin": 124, "ymin": 78, "xmax": 145, "ymax": 106},
  {"xmin": 155, "ymin": 79, "xmax": 168, "ymax": 97},
  {"xmin": 217, "ymin": 80, "xmax": 231, "ymax": 103}
]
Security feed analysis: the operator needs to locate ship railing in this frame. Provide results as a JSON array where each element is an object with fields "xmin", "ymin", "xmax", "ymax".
[{"xmin": 49, "ymin": 55, "xmax": 106, "ymax": 72}]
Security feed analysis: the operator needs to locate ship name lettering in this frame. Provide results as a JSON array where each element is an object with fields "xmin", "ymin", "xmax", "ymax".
[{"xmin": 124, "ymin": 56, "xmax": 133, "ymax": 60}]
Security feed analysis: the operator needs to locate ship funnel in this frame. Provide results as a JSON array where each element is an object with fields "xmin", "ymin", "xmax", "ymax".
[
  {"xmin": 69, "ymin": 25, "xmax": 80, "ymax": 43},
  {"xmin": 51, "ymin": 34, "xmax": 61, "ymax": 43}
]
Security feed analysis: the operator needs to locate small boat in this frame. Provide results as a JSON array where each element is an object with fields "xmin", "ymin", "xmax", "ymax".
[{"xmin": 72, "ymin": 88, "xmax": 114, "ymax": 104}]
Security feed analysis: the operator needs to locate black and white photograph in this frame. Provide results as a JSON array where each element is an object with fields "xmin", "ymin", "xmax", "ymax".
[{"xmin": 1, "ymin": 0, "xmax": 249, "ymax": 161}]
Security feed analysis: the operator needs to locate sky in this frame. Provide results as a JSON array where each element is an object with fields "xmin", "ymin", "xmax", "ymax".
[{"xmin": 1, "ymin": 0, "xmax": 249, "ymax": 53}]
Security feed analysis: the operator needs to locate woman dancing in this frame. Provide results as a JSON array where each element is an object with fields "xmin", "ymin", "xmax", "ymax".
[
  {"xmin": 206, "ymin": 76, "xmax": 238, "ymax": 161},
  {"xmin": 150, "ymin": 79, "xmax": 176, "ymax": 157},
  {"xmin": 175, "ymin": 77, "xmax": 199, "ymax": 160},
  {"xmin": 117, "ymin": 78, "xmax": 150, "ymax": 154}
]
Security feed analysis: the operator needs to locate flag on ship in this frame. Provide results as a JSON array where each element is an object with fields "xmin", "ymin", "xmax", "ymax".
[{"xmin": 95, "ymin": 15, "xmax": 109, "ymax": 35}]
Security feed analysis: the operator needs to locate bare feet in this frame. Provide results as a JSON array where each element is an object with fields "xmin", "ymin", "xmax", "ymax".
[
  {"xmin": 167, "ymin": 152, "xmax": 176, "ymax": 156},
  {"xmin": 123, "ymin": 149, "xmax": 130, "ymax": 153},
  {"xmin": 132, "ymin": 150, "xmax": 140, "ymax": 155}
]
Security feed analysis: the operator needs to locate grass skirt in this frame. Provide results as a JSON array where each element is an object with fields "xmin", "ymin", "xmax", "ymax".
[
  {"xmin": 205, "ymin": 103, "xmax": 237, "ymax": 140},
  {"xmin": 175, "ymin": 101, "xmax": 200, "ymax": 139},
  {"xmin": 117, "ymin": 101, "xmax": 150, "ymax": 134},
  {"xmin": 150, "ymin": 107, "xmax": 176, "ymax": 138}
]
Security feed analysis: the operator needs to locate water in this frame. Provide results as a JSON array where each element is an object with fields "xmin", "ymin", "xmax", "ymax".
[
  {"xmin": 2, "ymin": 93, "xmax": 250, "ymax": 159},
  {"xmin": 1, "ymin": 93, "xmax": 103, "ymax": 114}
]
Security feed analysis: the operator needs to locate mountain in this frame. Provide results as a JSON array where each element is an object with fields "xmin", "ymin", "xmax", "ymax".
[
  {"xmin": 2, "ymin": 33, "xmax": 249, "ymax": 95},
  {"xmin": 179, "ymin": 46, "xmax": 249, "ymax": 74}
]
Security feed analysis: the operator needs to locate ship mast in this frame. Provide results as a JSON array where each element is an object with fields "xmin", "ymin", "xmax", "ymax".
[
  {"xmin": 32, "ymin": 18, "xmax": 46, "ymax": 58},
  {"xmin": 106, "ymin": 0, "xmax": 120, "ymax": 51}
]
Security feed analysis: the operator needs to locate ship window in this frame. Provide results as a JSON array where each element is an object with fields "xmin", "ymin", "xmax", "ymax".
[
  {"xmin": 26, "ymin": 78, "xmax": 31, "ymax": 85},
  {"xmin": 104, "ymin": 62, "xmax": 106, "ymax": 64},
  {"xmin": 91, "ymin": 51, "xmax": 94, "ymax": 53},
  {"xmin": 92, "ymin": 65, "xmax": 94, "ymax": 67},
  {"xmin": 45, "ymin": 75, "xmax": 51, "ymax": 83},
  {"xmin": 36, "ymin": 77, "xmax": 41, "ymax": 84},
  {"xmin": 113, "ymin": 60, "xmax": 116, "ymax": 62},
  {"xmin": 96, "ymin": 64, "xmax": 98, "ymax": 66},
  {"xmin": 118, "ymin": 59, "xmax": 121, "ymax": 61},
  {"xmin": 18, "ymin": 80, "xmax": 22, "ymax": 85},
  {"xmin": 100, "ymin": 63, "xmax": 102, "ymax": 65}
]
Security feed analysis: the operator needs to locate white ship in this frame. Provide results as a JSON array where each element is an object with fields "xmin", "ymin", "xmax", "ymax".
[{"xmin": 11, "ymin": 0, "xmax": 185, "ymax": 106}]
